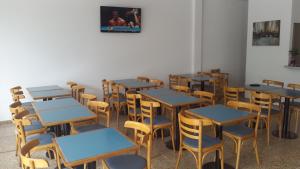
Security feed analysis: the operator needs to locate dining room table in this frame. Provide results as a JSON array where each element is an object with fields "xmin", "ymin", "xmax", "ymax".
[
  {"xmin": 177, "ymin": 73, "xmax": 211, "ymax": 91},
  {"xmin": 139, "ymin": 88, "xmax": 201, "ymax": 150},
  {"xmin": 54, "ymin": 128, "xmax": 138, "ymax": 169},
  {"xmin": 185, "ymin": 104, "xmax": 256, "ymax": 169},
  {"xmin": 27, "ymin": 85, "xmax": 71, "ymax": 101},
  {"xmin": 113, "ymin": 78, "xmax": 157, "ymax": 91},
  {"xmin": 246, "ymin": 84, "xmax": 300, "ymax": 139}
]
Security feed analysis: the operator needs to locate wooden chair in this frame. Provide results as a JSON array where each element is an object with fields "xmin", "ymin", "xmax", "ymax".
[
  {"xmin": 175, "ymin": 112, "xmax": 224, "ymax": 169},
  {"xmin": 102, "ymin": 79, "xmax": 112, "ymax": 103},
  {"xmin": 262, "ymin": 79, "xmax": 284, "ymax": 88},
  {"xmin": 211, "ymin": 68, "xmax": 221, "ymax": 73},
  {"xmin": 126, "ymin": 93, "xmax": 142, "ymax": 121},
  {"xmin": 66, "ymin": 81, "xmax": 77, "ymax": 88},
  {"xmin": 15, "ymin": 118, "xmax": 55, "ymax": 164},
  {"xmin": 209, "ymin": 73, "xmax": 227, "ymax": 101},
  {"xmin": 149, "ymin": 79, "xmax": 164, "ymax": 88},
  {"xmin": 80, "ymin": 93, "xmax": 97, "ymax": 106},
  {"xmin": 111, "ymin": 83, "xmax": 127, "ymax": 127},
  {"xmin": 20, "ymin": 139, "xmax": 50, "ymax": 169},
  {"xmin": 137, "ymin": 76, "xmax": 150, "ymax": 83},
  {"xmin": 287, "ymin": 83, "xmax": 300, "ymax": 133},
  {"xmin": 71, "ymin": 101, "xmax": 110, "ymax": 134},
  {"xmin": 141, "ymin": 100, "xmax": 175, "ymax": 151},
  {"xmin": 193, "ymin": 91, "xmax": 215, "ymax": 107},
  {"xmin": 169, "ymin": 74, "xmax": 179, "ymax": 89},
  {"xmin": 223, "ymin": 101, "xmax": 261, "ymax": 169},
  {"xmin": 71, "ymin": 85, "xmax": 85, "ymax": 102},
  {"xmin": 102, "ymin": 121, "xmax": 152, "ymax": 169},
  {"xmin": 224, "ymin": 87, "xmax": 247, "ymax": 104},
  {"xmin": 250, "ymin": 92, "xmax": 283, "ymax": 145}
]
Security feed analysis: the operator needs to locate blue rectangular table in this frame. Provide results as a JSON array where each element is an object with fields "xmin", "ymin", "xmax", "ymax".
[
  {"xmin": 177, "ymin": 74, "xmax": 212, "ymax": 91},
  {"xmin": 29, "ymin": 89, "xmax": 71, "ymax": 100},
  {"xmin": 186, "ymin": 104, "xmax": 255, "ymax": 169},
  {"xmin": 113, "ymin": 79, "xmax": 157, "ymax": 90},
  {"xmin": 27, "ymin": 85, "xmax": 62, "ymax": 92},
  {"xmin": 37, "ymin": 104, "xmax": 96, "ymax": 127},
  {"xmin": 55, "ymin": 128, "xmax": 138, "ymax": 168},
  {"xmin": 246, "ymin": 84, "xmax": 300, "ymax": 139},
  {"xmin": 32, "ymin": 98, "xmax": 81, "ymax": 112},
  {"xmin": 139, "ymin": 88, "xmax": 201, "ymax": 149}
]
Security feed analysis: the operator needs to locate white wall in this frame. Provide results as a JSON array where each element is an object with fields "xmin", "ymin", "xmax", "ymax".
[
  {"xmin": 0, "ymin": 0, "xmax": 194, "ymax": 121},
  {"xmin": 201, "ymin": 0, "xmax": 248, "ymax": 86},
  {"xmin": 245, "ymin": 0, "xmax": 300, "ymax": 86}
]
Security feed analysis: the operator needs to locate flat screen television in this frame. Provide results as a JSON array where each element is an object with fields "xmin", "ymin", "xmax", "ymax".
[{"xmin": 100, "ymin": 6, "xmax": 142, "ymax": 33}]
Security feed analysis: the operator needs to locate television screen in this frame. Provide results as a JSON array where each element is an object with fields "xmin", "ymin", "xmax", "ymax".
[{"xmin": 100, "ymin": 6, "xmax": 142, "ymax": 33}]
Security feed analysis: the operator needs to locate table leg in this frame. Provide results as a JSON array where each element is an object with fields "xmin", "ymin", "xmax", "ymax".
[
  {"xmin": 201, "ymin": 81, "xmax": 205, "ymax": 91},
  {"xmin": 203, "ymin": 126, "xmax": 234, "ymax": 169},
  {"xmin": 272, "ymin": 98, "xmax": 298, "ymax": 139},
  {"xmin": 165, "ymin": 106, "xmax": 180, "ymax": 150}
]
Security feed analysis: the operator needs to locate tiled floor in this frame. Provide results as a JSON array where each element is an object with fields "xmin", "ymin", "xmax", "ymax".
[{"xmin": 1, "ymin": 114, "xmax": 300, "ymax": 169}]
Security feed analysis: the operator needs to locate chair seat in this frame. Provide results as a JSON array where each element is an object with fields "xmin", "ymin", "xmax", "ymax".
[
  {"xmin": 224, "ymin": 125, "xmax": 254, "ymax": 137},
  {"xmin": 143, "ymin": 116, "xmax": 171, "ymax": 126},
  {"xmin": 74, "ymin": 124, "xmax": 106, "ymax": 133},
  {"xmin": 105, "ymin": 154, "xmax": 146, "ymax": 169},
  {"xmin": 26, "ymin": 133, "xmax": 53, "ymax": 146},
  {"xmin": 261, "ymin": 109, "xmax": 281, "ymax": 116},
  {"xmin": 183, "ymin": 135, "xmax": 221, "ymax": 149},
  {"xmin": 24, "ymin": 121, "xmax": 43, "ymax": 132}
]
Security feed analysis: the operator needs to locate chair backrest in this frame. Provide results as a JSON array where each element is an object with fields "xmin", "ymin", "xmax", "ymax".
[
  {"xmin": 169, "ymin": 74, "xmax": 179, "ymax": 89},
  {"xmin": 87, "ymin": 101, "xmax": 110, "ymax": 126},
  {"xmin": 126, "ymin": 93, "xmax": 142, "ymax": 121},
  {"xmin": 137, "ymin": 76, "xmax": 150, "ymax": 83},
  {"xmin": 177, "ymin": 77, "xmax": 189, "ymax": 87},
  {"xmin": 140, "ymin": 100, "xmax": 160, "ymax": 130},
  {"xmin": 211, "ymin": 68, "xmax": 221, "ymax": 73},
  {"xmin": 178, "ymin": 112, "xmax": 212, "ymax": 151},
  {"xmin": 193, "ymin": 91, "xmax": 215, "ymax": 106},
  {"xmin": 172, "ymin": 85, "xmax": 190, "ymax": 94},
  {"xmin": 262, "ymin": 79, "xmax": 284, "ymax": 88},
  {"xmin": 66, "ymin": 81, "xmax": 77, "ymax": 88},
  {"xmin": 71, "ymin": 85, "xmax": 85, "ymax": 102},
  {"xmin": 224, "ymin": 87, "xmax": 245, "ymax": 104},
  {"xmin": 10, "ymin": 86, "xmax": 22, "ymax": 95},
  {"xmin": 124, "ymin": 121, "xmax": 152, "ymax": 169},
  {"xmin": 102, "ymin": 79, "xmax": 112, "ymax": 101},
  {"xmin": 10, "ymin": 102, "xmax": 26, "ymax": 116},
  {"xmin": 250, "ymin": 92, "xmax": 272, "ymax": 116},
  {"xmin": 80, "ymin": 93, "xmax": 97, "ymax": 106},
  {"xmin": 149, "ymin": 79, "xmax": 164, "ymax": 88},
  {"xmin": 111, "ymin": 83, "xmax": 124, "ymax": 102},
  {"xmin": 20, "ymin": 139, "xmax": 49, "ymax": 169},
  {"xmin": 226, "ymin": 101, "xmax": 261, "ymax": 137},
  {"xmin": 15, "ymin": 117, "xmax": 32, "ymax": 147},
  {"xmin": 288, "ymin": 83, "xmax": 300, "ymax": 90},
  {"xmin": 197, "ymin": 71, "xmax": 212, "ymax": 77}
]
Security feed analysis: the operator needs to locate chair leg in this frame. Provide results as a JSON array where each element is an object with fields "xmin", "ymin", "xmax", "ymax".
[
  {"xmin": 253, "ymin": 140, "xmax": 260, "ymax": 165},
  {"xmin": 15, "ymin": 136, "xmax": 19, "ymax": 156},
  {"xmin": 235, "ymin": 140, "xmax": 242, "ymax": 169},
  {"xmin": 220, "ymin": 147, "xmax": 225, "ymax": 169},
  {"xmin": 175, "ymin": 147, "xmax": 183, "ymax": 169},
  {"xmin": 170, "ymin": 127, "xmax": 175, "ymax": 152},
  {"xmin": 198, "ymin": 155, "xmax": 202, "ymax": 169},
  {"xmin": 266, "ymin": 119, "xmax": 270, "ymax": 145},
  {"xmin": 161, "ymin": 129, "xmax": 164, "ymax": 143},
  {"xmin": 295, "ymin": 111, "xmax": 299, "ymax": 134}
]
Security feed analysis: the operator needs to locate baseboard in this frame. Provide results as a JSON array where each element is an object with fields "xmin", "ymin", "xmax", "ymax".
[{"xmin": 0, "ymin": 120, "xmax": 12, "ymax": 125}]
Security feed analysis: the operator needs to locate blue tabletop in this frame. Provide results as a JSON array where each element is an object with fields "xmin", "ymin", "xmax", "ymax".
[
  {"xmin": 114, "ymin": 79, "xmax": 156, "ymax": 89},
  {"xmin": 139, "ymin": 88, "xmax": 200, "ymax": 107},
  {"xmin": 33, "ymin": 98, "xmax": 81, "ymax": 111},
  {"xmin": 246, "ymin": 84, "xmax": 300, "ymax": 99},
  {"xmin": 27, "ymin": 85, "xmax": 62, "ymax": 92},
  {"xmin": 38, "ymin": 105, "xmax": 96, "ymax": 126},
  {"xmin": 186, "ymin": 104, "xmax": 254, "ymax": 126},
  {"xmin": 29, "ymin": 89, "xmax": 71, "ymax": 100},
  {"xmin": 55, "ymin": 128, "xmax": 136, "ymax": 166}
]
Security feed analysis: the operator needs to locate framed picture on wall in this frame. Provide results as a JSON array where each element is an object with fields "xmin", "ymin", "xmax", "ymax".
[
  {"xmin": 100, "ymin": 6, "xmax": 142, "ymax": 33},
  {"xmin": 252, "ymin": 20, "xmax": 280, "ymax": 46}
]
